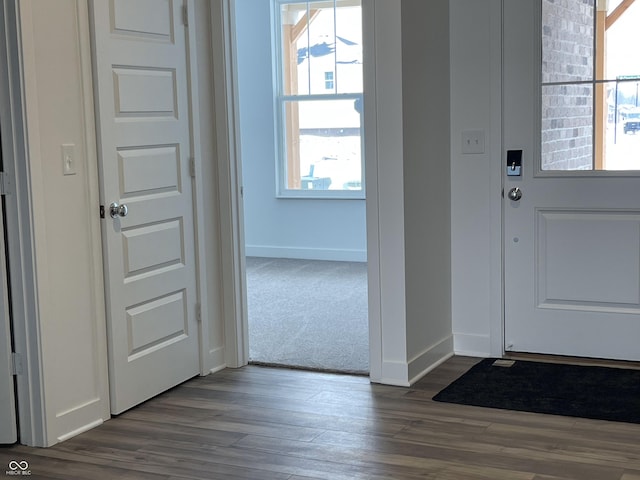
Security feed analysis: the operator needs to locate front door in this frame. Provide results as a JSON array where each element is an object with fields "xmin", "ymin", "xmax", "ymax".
[
  {"xmin": 91, "ymin": 0, "xmax": 200, "ymax": 414},
  {"xmin": 504, "ymin": 0, "xmax": 640, "ymax": 361}
]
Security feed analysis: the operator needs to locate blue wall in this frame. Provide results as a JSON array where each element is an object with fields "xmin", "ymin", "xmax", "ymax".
[{"xmin": 235, "ymin": 0, "xmax": 367, "ymax": 261}]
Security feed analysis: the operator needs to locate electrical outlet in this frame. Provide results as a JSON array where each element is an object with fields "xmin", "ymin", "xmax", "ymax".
[{"xmin": 461, "ymin": 130, "xmax": 485, "ymax": 154}]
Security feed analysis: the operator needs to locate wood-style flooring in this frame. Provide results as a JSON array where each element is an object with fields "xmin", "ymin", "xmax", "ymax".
[{"xmin": 1, "ymin": 356, "xmax": 639, "ymax": 479}]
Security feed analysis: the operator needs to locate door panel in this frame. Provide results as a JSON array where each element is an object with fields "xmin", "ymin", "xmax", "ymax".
[
  {"xmin": 92, "ymin": 0, "xmax": 199, "ymax": 414},
  {"xmin": 503, "ymin": 0, "xmax": 640, "ymax": 361},
  {"xmin": 537, "ymin": 211, "xmax": 640, "ymax": 308}
]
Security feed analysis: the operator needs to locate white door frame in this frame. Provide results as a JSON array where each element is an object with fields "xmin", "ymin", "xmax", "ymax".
[
  {"xmin": 183, "ymin": 0, "xmax": 214, "ymax": 376},
  {"xmin": 0, "ymin": 0, "xmax": 46, "ymax": 446},
  {"xmin": 210, "ymin": 0, "xmax": 249, "ymax": 368},
  {"xmin": 492, "ymin": 0, "xmax": 506, "ymax": 359}
]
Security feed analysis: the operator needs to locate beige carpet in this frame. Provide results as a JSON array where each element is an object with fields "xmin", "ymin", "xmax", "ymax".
[{"xmin": 246, "ymin": 257, "xmax": 369, "ymax": 374}]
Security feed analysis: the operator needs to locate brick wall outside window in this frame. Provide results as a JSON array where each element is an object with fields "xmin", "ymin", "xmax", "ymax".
[{"xmin": 541, "ymin": 0, "xmax": 594, "ymax": 170}]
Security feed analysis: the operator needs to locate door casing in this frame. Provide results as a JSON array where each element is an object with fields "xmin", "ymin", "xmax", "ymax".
[{"xmin": 0, "ymin": 0, "xmax": 47, "ymax": 446}]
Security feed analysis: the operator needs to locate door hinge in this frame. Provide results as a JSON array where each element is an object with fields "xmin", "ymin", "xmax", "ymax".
[
  {"xmin": 0, "ymin": 171, "xmax": 12, "ymax": 195},
  {"xmin": 10, "ymin": 352, "xmax": 23, "ymax": 375},
  {"xmin": 189, "ymin": 157, "xmax": 196, "ymax": 178},
  {"xmin": 182, "ymin": 4, "xmax": 188, "ymax": 26},
  {"xmin": 195, "ymin": 303, "xmax": 202, "ymax": 323},
  {"xmin": 100, "ymin": 205, "xmax": 105, "ymax": 219}
]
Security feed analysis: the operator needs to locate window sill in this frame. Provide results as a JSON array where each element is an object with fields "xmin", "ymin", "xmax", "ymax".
[{"xmin": 276, "ymin": 190, "xmax": 366, "ymax": 200}]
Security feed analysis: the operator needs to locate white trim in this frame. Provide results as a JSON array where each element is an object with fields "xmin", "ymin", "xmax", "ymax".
[
  {"xmin": 207, "ymin": 346, "xmax": 226, "ymax": 373},
  {"xmin": 0, "ymin": 2, "xmax": 17, "ymax": 445},
  {"xmin": 408, "ymin": 336, "xmax": 454, "ymax": 385},
  {"xmin": 184, "ymin": 0, "xmax": 212, "ymax": 376},
  {"xmin": 0, "ymin": 0, "xmax": 46, "ymax": 446},
  {"xmin": 363, "ymin": 0, "xmax": 406, "ymax": 385},
  {"xmin": 453, "ymin": 333, "xmax": 491, "ymax": 358},
  {"xmin": 245, "ymin": 246, "xmax": 367, "ymax": 262},
  {"xmin": 410, "ymin": 352, "xmax": 455, "ymax": 386},
  {"xmin": 56, "ymin": 419, "xmax": 103, "ymax": 444},
  {"xmin": 377, "ymin": 361, "xmax": 410, "ymax": 387},
  {"xmin": 491, "ymin": 0, "xmax": 504, "ymax": 358},
  {"xmin": 212, "ymin": 0, "xmax": 249, "ymax": 368},
  {"xmin": 361, "ymin": 0, "xmax": 382, "ymax": 383}
]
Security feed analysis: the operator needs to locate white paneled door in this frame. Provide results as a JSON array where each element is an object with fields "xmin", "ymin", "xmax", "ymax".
[
  {"xmin": 0, "ymin": 201, "xmax": 16, "ymax": 443},
  {"xmin": 91, "ymin": 0, "xmax": 200, "ymax": 414},
  {"xmin": 503, "ymin": 1, "xmax": 640, "ymax": 361}
]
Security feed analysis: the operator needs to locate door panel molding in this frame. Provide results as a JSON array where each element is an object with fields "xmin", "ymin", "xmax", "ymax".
[{"xmin": 92, "ymin": 0, "xmax": 200, "ymax": 414}]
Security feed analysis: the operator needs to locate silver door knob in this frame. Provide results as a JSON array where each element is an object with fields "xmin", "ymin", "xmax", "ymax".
[
  {"xmin": 507, "ymin": 187, "xmax": 522, "ymax": 201},
  {"xmin": 109, "ymin": 202, "xmax": 128, "ymax": 218}
]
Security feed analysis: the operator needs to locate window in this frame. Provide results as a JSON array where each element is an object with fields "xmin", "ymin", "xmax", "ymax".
[
  {"xmin": 541, "ymin": 0, "xmax": 640, "ymax": 171},
  {"xmin": 275, "ymin": 0, "xmax": 364, "ymax": 196},
  {"xmin": 324, "ymin": 71, "xmax": 334, "ymax": 90}
]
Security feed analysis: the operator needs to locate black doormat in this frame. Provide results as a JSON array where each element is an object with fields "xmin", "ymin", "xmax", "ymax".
[{"xmin": 432, "ymin": 358, "xmax": 640, "ymax": 424}]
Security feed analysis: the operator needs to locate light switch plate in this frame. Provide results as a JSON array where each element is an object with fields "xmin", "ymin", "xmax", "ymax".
[
  {"xmin": 461, "ymin": 130, "xmax": 485, "ymax": 154},
  {"xmin": 62, "ymin": 144, "xmax": 76, "ymax": 176}
]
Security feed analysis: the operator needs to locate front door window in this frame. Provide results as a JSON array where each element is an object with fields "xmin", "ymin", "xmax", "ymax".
[{"xmin": 542, "ymin": 0, "xmax": 640, "ymax": 171}]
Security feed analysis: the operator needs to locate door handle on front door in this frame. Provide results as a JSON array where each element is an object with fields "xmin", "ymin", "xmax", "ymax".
[
  {"xmin": 109, "ymin": 202, "xmax": 128, "ymax": 218},
  {"xmin": 507, "ymin": 187, "xmax": 523, "ymax": 201}
]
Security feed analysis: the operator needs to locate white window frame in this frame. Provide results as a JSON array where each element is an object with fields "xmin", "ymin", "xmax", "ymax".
[{"xmin": 273, "ymin": 0, "xmax": 365, "ymax": 199}]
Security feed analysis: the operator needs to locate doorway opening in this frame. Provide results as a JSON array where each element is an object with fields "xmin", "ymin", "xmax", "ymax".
[{"xmin": 234, "ymin": 0, "xmax": 369, "ymax": 374}]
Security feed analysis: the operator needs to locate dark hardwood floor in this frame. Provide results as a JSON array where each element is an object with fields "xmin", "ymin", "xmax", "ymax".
[{"xmin": 2, "ymin": 356, "xmax": 640, "ymax": 479}]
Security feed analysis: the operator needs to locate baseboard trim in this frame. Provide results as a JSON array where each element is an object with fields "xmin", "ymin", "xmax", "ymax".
[
  {"xmin": 245, "ymin": 245, "xmax": 367, "ymax": 262},
  {"xmin": 408, "ymin": 335, "xmax": 454, "ymax": 385},
  {"xmin": 206, "ymin": 346, "xmax": 226, "ymax": 374},
  {"xmin": 372, "ymin": 336, "xmax": 454, "ymax": 387},
  {"xmin": 57, "ymin": 418, "xmax": 103, "ymax": 444},
  {"xmin": 375, "ymin": 360, "xmax": 411, "ymax": 387},
  {"xmin": 453, "ymin": 333, "xmax": 491, "ymax": 358}
]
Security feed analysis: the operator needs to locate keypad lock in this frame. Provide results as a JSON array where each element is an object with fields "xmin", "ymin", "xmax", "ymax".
[{"xmin": 507, "ymin": 149, "xmax": 522, "ymax": 176}]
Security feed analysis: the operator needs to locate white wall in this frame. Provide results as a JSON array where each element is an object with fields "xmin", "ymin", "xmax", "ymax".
[
  {"xmin": 234, "ymin": 0, "xmax": 367, "ymax": 262},
  {"xmin": 365, "ymin": 0, "xmax": 453, "ymax": 386},
  {"xmin": 449, "ymin": 0, "xmax": 503, "ymax": 358},
  {"xmin": 19, "ymin": 0, "xmax": 110, "ymax": 446},
  {"xmin": 12, "ymin": 0, "xmax": 230, "ymax": 446},
  {"xmin": 402, "ymin": 0, "xmax": 454, "ymax": 381},
  {"xmin": 364, "ymin": 0, "xmax": 408, "ymax": 385},
  {"xmin": 10, "ymin": 0, "xmax": 505, "ymax": 447}
]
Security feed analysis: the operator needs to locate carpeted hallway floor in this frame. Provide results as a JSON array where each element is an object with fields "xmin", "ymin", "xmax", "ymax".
[{"xmin": 246, "ymin": 257, "xmax": 369, "ymax": 374}]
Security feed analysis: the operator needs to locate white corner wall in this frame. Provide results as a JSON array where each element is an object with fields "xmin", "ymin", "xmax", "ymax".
[
  {"xmin": 401, "ymin": 0, "xmax": 454, "ymax": 382},
  {"xmin": 234, "ymin": 0, "xmax": 367, "ymax": 262},
  {"xmin": 366, "ymin": 0, "xmax": 453, "ymax": 386},
  {"xmin": 19, "ymin": 0, "xmax": 110, "ymax": 446},
  {"xmin": 364, "ymin": 0, "xmax": 408, "ymax": 385},
  {"xmin": 450, "ymin": 0, "xmax": 503, "ymax": 358}
]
